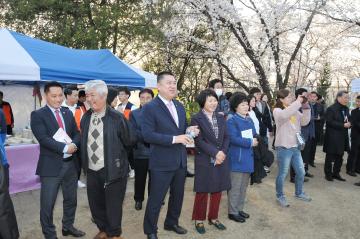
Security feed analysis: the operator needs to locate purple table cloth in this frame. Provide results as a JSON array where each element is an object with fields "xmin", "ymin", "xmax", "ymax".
[{"xmin": 6, "ymin": 144, "xmax": 41, "ymax": 194}]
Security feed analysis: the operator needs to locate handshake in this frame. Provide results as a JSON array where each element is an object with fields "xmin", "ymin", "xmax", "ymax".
[
  {"xmin": 174, "ymin": 126, "xmax": 200, "ymax": 145},
  {"xmin": 66, "ymin": 143, "xmax": 78, "ymax": 154}
]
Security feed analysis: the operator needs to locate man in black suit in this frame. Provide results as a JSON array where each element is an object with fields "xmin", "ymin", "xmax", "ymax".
[
  {"xmin": 142, "ymin": 72, "xmax": 199, "ymax": 239},
  {"xmin": 348, "ymin": 95, "xmax": 360, "ymax": 177},
  {"xmin": 323, "ymin": 91, "xmax": 351, "ymax": 182},
  {"xmin": 31, "ymin": 81, "xmax": 85, "ymax": 239}
]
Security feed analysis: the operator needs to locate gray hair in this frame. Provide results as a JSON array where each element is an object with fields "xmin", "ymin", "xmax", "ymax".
[{"xmin": 84, "ymin": 80, "xmax": 108, "ymax": 96}]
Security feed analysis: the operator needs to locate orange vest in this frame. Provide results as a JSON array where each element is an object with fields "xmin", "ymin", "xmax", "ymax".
[
  {"xmin": 122, "ymin": 102, "xmax": 134, "ymax": 120},
  {"xmin": 123, "ymin": 109, "xmax": 131, "ymax": 120},
  {"xmin": 74, "ymin": 107, "xmax": 85, "ymax": 130},
  {"xmin": 1, "ymin": 103, "xmax": 13, "ymax": 126}
]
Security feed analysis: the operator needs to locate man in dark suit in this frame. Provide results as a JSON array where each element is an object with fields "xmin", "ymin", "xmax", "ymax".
[
  {"xmin": 142, "ymin": 72, "xmax": 199, "ymax": 239},
  {"xmin": 347, "ymin": 95, "xmax": 360, "ymax": 177},
  {"xmin": 31, "ymin": 81, "xmax": 85, "ymax": 239},
  {"xmin": 323, "ymin": 91, "xmax": 351, "ymax": 182}
]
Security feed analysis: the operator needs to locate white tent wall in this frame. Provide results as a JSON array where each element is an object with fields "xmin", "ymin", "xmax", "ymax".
[{"xmin": 1, "ymin": 85, "xmax": 42, "ymax": 131}]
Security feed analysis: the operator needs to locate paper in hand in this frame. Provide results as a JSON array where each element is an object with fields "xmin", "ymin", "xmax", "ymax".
[
  {"xmin": 53, "ymin": 128, "xmax": 72, "ymax": 144},
  {"xmin": 241, "ymin": 129, "xmax": 253, "ymax": 139}
]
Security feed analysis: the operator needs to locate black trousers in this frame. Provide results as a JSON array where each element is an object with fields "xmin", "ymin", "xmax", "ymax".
[
  {"xmin": 315, "ymin": 120, "xmax": 324, "ymax": 145},
  {"xmin": 307, "ymin": 137, "xmax": 317, "ymax": 166},
  {"xmin": 143, "ymin": 167, "xmax": 186, "ymax": 235},
  {"xmin": 324, "ymin": 153, "xmax": 344, "ymax": 177},
  {"xmin": 40, "ymin": 161, "xmax": 78, "ymax": 239},
  {"xmin": 347, "ymin": 139, "xmax": 360, "ymax": 172},
  {"xmin": 6, "ymin": 125, "xmax": 12, "ymax": 135},
  {"xmin": 134, "ymin": 158, "xmax": 150, "ymax": 202},
  {"xmin": 87, "ymin": 169, "xmax": 127, "ymax": 237},
  {"xmin": 127, "ymin": 148, "xmax": 135, "ymax": 170},
  {"xmin": 3, "ymin": 164, "xmax": 9, "ymax": 189},
  {"xmin": 0, "ymin": 164, "xmax": 19, "ymax": 239}
]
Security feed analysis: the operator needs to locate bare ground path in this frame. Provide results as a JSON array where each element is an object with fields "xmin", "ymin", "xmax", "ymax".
[{"xmin": 12, "ymin": 147, "xmax": 360, "ymax": 239}]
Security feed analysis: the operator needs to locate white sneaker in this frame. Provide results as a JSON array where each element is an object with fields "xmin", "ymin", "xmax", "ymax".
[
  {"xmin": 77, "ymin": 180, "xmax": 86, "ymax": 188},
  {"xmin": 129, "ymin": 169, "xmax": 135, "ymax": 179}
]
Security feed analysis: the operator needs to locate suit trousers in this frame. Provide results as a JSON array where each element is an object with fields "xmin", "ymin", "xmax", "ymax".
[
  {"xmin": 134, "ymin": 158, "xmax": 150, "ymax": 202},
  {"xmin": 347, "ymin": 139, "xmax": 360, "ymax": 172},
  {"xmin": 87, "ymin": 168, "xmax": 127, "ymax": 237},
  {"xmin": 143, "ymin": 167, "xmax": 186, "ymax": 235},
  {"xmin": 228, "ymin": 172, "xmax": 250, "ymax": 215},
  {"xmin": 324, "ymin": 153, "xmax": 344, "ymax": 177},
  {"xmin": 192, "ymin": 192, "xmax": 222, "ymax": 221},
  {"xmin": 40, "ymin": 160, "xmax": 78, "ymax": 239}
]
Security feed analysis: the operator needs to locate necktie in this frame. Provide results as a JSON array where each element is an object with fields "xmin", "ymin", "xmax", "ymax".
[
  {"xmin": 55, "ymin": 110, "xmax": 64, "ymax": 129},
  {"xmin": 166, "ymin": 101, "xmax": 176, "ymax": 124}
]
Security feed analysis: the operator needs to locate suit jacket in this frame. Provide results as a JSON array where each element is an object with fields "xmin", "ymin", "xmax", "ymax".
[
  {"xmin": 31, "ymin": 105, "xmax": 80, "ymax": 177},
  {"xmin": 141, "ymin": 96, "xmax": 187, "ymax": 171},
  {"xmin": 129, "ymin": 108, "xmax": 150, "ymax": 159},
  {"xmin": 191, "ymin": 111, "xmax": 230, "ymax": 193},
  {"xmin": 351, "ymin": 107, "xmax": 360, "ymax": 141},
  {"xmin": 323, "ymin": 101, "xmax": 350, "ymax": 154}
]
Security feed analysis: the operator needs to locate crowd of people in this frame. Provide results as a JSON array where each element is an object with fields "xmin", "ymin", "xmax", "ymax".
[{"xmin": 0, "ymin": 72, "xmax": 360, "ymax": 239}]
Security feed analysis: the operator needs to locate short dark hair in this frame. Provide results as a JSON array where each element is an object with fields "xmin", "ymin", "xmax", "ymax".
[
  {"xmin": 196, "ymin": 89, "xmax": 218, "ymax": 108},
  {"xmin": 357, "ymin": 95, "xmax": 360, "ymax": 100},
  {"xmin": 229, "ymin": 92, "xmax": 248, "ymax": 112},
  {"xmin": 295, "ymin": 88, "xmax": 307, "ymax": 98},
  {"xmin": 44, "ymin": 81, "xmax": 63, "ymax": 93},
  {"xmin": 118, "ymin": 86, "xmax": 131, "ymax": 97},
  {"xmin": 336, "ymin": 90, "xmax": 348, "ymax": 98},
  {"xmin": 310, "ymin": 91, "xmax": 318, "ymax": 95},
  {"xmin": 64, "ymin": 85, "xmax": 78, "ymax": 98},
  {"xmin": 208, "ymin": 79, "xmax": 223, "ymax": 88},
  {"xmin": 139, "ymin": 88, "xmax": 154, "ymax": 98},
  {"xmin": 78, "ymin": 90, "xmax": 86, "ymax": 98},
  {"xmin": 157, "ymin": 71, "xmax": 174, "ymax": 82},
  {"xmin": 225, "ymin": 92, "xmax": 233, "ymax": 100},
  {"xmin": 0, "ymin": 91, "xmax": 3, "ymax": 97},
  {"xmin": 249, "ymin": 87, "xmax": 261, "ymax": 95},
  {"xmin": 107, "ymin": 87, "xmax": 119, "ymax": 106}
]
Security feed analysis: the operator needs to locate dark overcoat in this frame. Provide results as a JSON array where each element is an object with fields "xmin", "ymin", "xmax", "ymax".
[
  {"xmin": 323, "ymin": 101, "xmax": 350, "ymax": 155},
  {"xmin": 191, "ymin": 111, "xmax": 230, "ymax": 193}
]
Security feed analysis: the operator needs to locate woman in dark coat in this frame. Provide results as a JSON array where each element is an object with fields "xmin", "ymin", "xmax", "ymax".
[{"xmin": 191, "ymin": 89, "xmax": 230, "ymax": 234}]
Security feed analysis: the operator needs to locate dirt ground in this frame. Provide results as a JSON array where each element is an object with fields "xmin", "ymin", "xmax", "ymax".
[{"xmin": 11, "ymin": 146, "xmax": 360, "ymax": 239}]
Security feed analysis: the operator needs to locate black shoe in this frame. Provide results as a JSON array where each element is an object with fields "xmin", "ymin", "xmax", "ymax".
[
  {"xmin": 333, "ymin": 174, "xmax": 346, "ymax": 181},
  {"xmin": 354, "ymin": 182, "xmax": 360, "ymax": 186},
  {"xmin": 238, "ymin": 211, "xmax": 250, "ymax": 219},
  {"xmin": 305, "ymin": 172, "xmax": 314, "ymax": 178},
  {"xmin": 147, "ymin": 233, "xmax": 158, "ymax": 239},
  {"xmin": 346, "ymin": 171, "xmax": 357, "ymax": 177},
  {"xmin": 309, "ymin": 163, "xmax": 316, "ymax": 168},
  {"xmin": 355, "ymin": 170, "xmax": 360, "ymax": 174},
  {"xmin": 164, "ymin": 224, "xmax": 187, "ymax": 234},
  {"xmin": 228, "ymin": 214, "xmax": 245, "ymax": 223},
  {"xmin": 135, "ymin": 201, "xmax": 142, "ymax": 210},
  {"xmin": 186, "ymin": 171, "xmax": 194, "ymax": 177},
  {"xmin": 325, "ymin": 175, "xmax": 333, "ymax": 181},
  {"xmin": 62, "ymin": 227, "xmax": 85, "ymax": 237}
]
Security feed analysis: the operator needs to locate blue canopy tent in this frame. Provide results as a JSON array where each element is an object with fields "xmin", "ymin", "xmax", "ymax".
[{"xmin": 0, "ymin": 28, "xmax": 156, "ymax": 88}]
